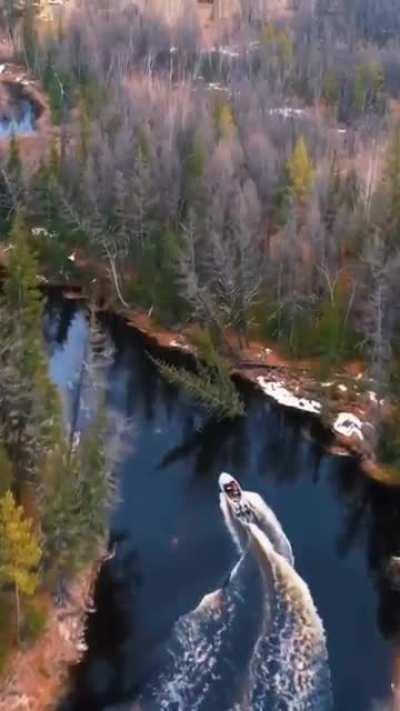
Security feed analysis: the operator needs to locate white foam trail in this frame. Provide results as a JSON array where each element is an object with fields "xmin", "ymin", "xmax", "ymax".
[
  {"xmin": 219, "ymin": 475, "xmax": 331, "ymax": 710},
  {"xmin": 245, "ymin": 523, "xmax": 332, "ymax": 710},
  {"xmin": 136, "ymin": 476, "xmax": 332, "ymax": 710},
  {"xmin": 139, "ymin": 553, "xmax": 261, "ymax": 711}
]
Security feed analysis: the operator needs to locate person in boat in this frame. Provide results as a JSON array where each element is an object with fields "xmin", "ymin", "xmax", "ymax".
[{"xmin": 219, "ymin": 472, "xmax": 294, "ymax": 567}]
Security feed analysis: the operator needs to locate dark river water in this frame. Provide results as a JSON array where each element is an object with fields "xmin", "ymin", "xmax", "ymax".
[{"xmin": 44, "ymin": 294, "xmax": 400, "ymax": 711}]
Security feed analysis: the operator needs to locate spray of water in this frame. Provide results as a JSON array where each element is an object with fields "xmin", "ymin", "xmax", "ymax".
[
  {"xmin": 244, "ymin": 524, "xmax": 332, "ymax": 710},
  {"xmin": 139, "ymin": 555, "xmax": 260, "ymax": 711},
  {"xmin": 136, "ymin": 473, "xmax": 332, "ymax": 710}
]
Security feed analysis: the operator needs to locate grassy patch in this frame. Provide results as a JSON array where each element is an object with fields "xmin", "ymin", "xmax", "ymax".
[{"xmin": 22, "ymin": 598, "xmax": 49, "ymax": 645}]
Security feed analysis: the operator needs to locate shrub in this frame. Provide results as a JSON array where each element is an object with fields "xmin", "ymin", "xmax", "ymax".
[{"xmin": 22, "ymin": 599, "xmax": 48, "ymax": 644}]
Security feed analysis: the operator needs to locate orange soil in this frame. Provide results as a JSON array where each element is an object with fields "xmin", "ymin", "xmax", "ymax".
[
  {"xmin": 0, "ymin": 563, "xmax": 100, "ymax": 711},
  {"xmin": 122, "ymin": 305, "xmax": 380, "ymax": 459}
]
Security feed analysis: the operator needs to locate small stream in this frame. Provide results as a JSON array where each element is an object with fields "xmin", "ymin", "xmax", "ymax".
[
  {"xmin": 0, "ymin": 82, "xmax": 39, "ymax": 137},
  {"xmin": 44, "ymin": 294, "xmax": 400, "ymax": 711}
]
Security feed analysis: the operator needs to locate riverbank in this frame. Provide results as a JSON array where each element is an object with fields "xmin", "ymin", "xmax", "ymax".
[
  {"xmin": 37, "ymin": 276, "xmax": 397, "ymax": 487},
  {"xmin": 118, "ymin": 305, "xmax": 396, "ymax": 487},
  {"xmin": 7, "ymin": 252, "xmax": 399, "ymax": 487},
  {"xmin": 0, "ymin": 556, "xmax": 103, "ymax": 711}
]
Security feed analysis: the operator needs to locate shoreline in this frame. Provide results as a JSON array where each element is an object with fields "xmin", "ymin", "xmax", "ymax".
[
  {"xmin": 115, "ymin": 303, "xmax": 397, "ymax": 487},
  {"xmin": 0, "ymin": 553, "xmax": 105, "ymax": 711}
]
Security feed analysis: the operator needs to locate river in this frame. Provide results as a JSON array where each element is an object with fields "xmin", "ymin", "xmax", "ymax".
[{"xmin": 44, "ymin": 294, "xmax": 400, "ymax": 711}]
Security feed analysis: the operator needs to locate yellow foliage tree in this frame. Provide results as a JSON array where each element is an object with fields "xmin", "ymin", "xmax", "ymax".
[
  {"xmin": 217, "ymin": 103, "xmax": 236, "ymax": 141},
  {"xmin": 262, "ymin": 24, "xmax": 294, "ymax": 72},
  {"xmin": 0, "ymin": 491, "xmax": 42, "ymax": 640},
  {"xmin": 288, "ymin": 136, "xmax": 315, "ymax": 204}
]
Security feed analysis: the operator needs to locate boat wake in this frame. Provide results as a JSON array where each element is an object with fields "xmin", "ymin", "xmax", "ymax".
[{"xmin": 136, "ymin": 474, "xmax": 332, "ymax": 710}]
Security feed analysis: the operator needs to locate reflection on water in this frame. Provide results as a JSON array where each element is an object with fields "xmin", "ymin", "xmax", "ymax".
[{"xmin": 44, "ymin": 296, "xmax": 400, "ymax": 711}]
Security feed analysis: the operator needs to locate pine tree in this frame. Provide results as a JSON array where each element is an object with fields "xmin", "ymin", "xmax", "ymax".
[
  {"xmin": 22, "ymin": 0, "xmax": 38, "ymax": 71},
  {"xmin": 3, "ymin": 212, "xmax": 43, "ymax": 371},
  {"xmin": 353, "ymin": 62, "xmax": 384, "ymax": 115},
  {"xmin": 262, "ymin": 24, "xmax": 294, "ymax": 83},
  {"xmin": 7, "ymin": 134, "xmax": 22, "ymax": 184},
  {"xmin": 77, "ymin": 97, "xmax": 91, "ymax": 167},
  {"xmin": 0, "ymin": 212, "xmax": 62, "ymax": 486},
  {"xmin": 5, "ymin": 133, "xmax": 23, "ymax": 210},
  {"xmin": 183, "ymin": 131, "xmax": 206, "ymax": 211},
  {"xmin": 0, "ymin": 490, "xmax": 41, "ymax": 640},
  {"xmin": 30, "ymin": 155, "xmax": 59, "ymax": 226},
  {"xmin": 76, "ymin": 413, "xmax": 116, "ymax": 556},
  {"xmin": 217, "ymin": 103, "xmax": 236, "ymax": 141},
  {"xmin": 0, "ymin": 444, "xmax": 14, "ymax": 496},
  {"xmin": 41, "ymin": 316, "xmax": 116, "ymax": 586},
  {"xmin": 40, "ymin": 445, "xmax": 83, "ymax": 582},
  {"xmin": 41, "ymin": 415, "xmax": 115, "ymax": 586},
  {"xmin": 152, "ymin": 345, "xmax": 244, "ymax": 421},
  {"xmin": 323, "ymin": 70, "xmax": 340, "ymax": 112},
  {"xmin": 288, "ymin": 136, "xmax": 315, "ymax": 204},
  {"xmin": 385, "ymin": 124, "xmax": 400, "ymax": 236}
]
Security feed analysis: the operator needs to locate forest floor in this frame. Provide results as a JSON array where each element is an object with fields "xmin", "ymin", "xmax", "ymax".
[{"xmin": 0, "ymin": 561, "xmax": 100, "ymax": 711}]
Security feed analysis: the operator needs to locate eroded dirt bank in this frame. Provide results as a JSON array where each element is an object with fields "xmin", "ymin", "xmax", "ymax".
[{"xmin": 0, "ymin": 558, "xmax": 104, "ymax": 711}]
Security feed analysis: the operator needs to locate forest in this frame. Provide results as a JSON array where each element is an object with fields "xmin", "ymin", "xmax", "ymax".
[{"xmin": 1, "ymin": 0, "xmax": 400, "ymax": 691}]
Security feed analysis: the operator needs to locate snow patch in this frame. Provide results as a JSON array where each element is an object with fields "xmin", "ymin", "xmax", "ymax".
[
  {"xmin": 333, "ymin": 412, "xmax": 364, "ymax": 440},
  {"xmin": 269, "ymin": 107, "xmax": 307, "ymax": 119},
  {"xmin": 257, "ymin": 377, "xmax": 321, "ymax": 414},
  {"xmin": 207, "ymin": 82, "xmax": 229, "ymax": 92},
  {"xmin": 32, "ymin": 226, "xmax": 54, "ymax": 238},
  {"xmin": 219, "ymin": 46, "xmax": 240, "ymax": 58},
  {"xmin": 169, "ymin": 339, "xmax": 190, "ymax": 351}
]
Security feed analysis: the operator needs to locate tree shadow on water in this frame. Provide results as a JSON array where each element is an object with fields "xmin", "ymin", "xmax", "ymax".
[
  {"xmin": 334, "ymin": 460, "xmax": 400, "ymax": 644},
  {"xmin": 59, "ymin": 532, "xmax": 141, "ymax": 711},
  {"xmin": 157, "ymin": 413, "xmax": 250, "ymax": 477}
]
